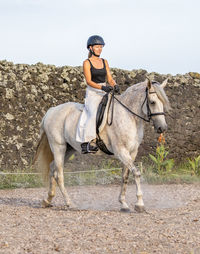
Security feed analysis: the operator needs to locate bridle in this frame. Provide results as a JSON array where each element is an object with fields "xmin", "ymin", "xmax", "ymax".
[
  {"xmin": 142, "ymin": 88, "xmax": 166, "ymax": 121},
  {"xmin": 107, "ymin": 87, "xmax": 165, "ymax": 125}
]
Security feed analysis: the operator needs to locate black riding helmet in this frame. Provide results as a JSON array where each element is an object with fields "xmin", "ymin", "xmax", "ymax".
[{"xmin": 87, "ymin": 35, "xmax": 105, "ymax": 49}]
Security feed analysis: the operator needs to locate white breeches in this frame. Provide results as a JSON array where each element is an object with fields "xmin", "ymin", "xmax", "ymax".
[{"xmin": 76, "ymin": 84, "xmax": 106, "ymax": 143}]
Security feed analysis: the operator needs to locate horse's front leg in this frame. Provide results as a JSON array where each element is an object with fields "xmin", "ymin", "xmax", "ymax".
[
  {"xmin": 119, "ymin": 166, "xmax": 130, "ymax": 212},
  {"xmin": 117, "ymin": 148, "xmax": 145, "ymax": 212},
  {"xmin": 132, "ymin": 164, "xmax": 145, "ymax": 212}
]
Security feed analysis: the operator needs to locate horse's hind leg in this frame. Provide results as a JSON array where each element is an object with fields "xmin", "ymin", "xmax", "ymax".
[
  {"xmin": 53, "ymin": 144, "xmax": 74, "ymax": 208},
  {"xmin": 119, "ymin": 166, "xmax": 130, "ymax": 212},
  {"xmin": 42, "ymin": 161, "xmax": 57, "ymax": 207}
]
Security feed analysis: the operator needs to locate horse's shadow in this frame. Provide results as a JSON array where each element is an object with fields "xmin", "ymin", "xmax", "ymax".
[
  {"xmin": 0, "ymin": 197, "xmax": 135, "ymax": 213},
  {"xmin": 0, "ymin": 197, "xmax": 41, "ymax": 208}
]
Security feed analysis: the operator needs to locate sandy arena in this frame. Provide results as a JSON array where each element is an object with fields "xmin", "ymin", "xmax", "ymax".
[{"xmin": 0, "ymin": 184, "xmax": 200, "ymax": 254}]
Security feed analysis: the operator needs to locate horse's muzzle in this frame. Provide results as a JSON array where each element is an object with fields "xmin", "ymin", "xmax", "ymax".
[{"xmin": 156, "ymin": 124, "xmax": 168, "ymax": 133}]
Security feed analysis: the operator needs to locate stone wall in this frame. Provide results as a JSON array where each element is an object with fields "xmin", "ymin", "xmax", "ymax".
[{"xmin": 0, "ymin": 60, "xmax": 200, "ymax": 170}]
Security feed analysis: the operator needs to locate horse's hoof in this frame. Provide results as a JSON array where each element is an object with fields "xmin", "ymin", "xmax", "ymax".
[
  {"xmin": 120, "ymin": 207, "xmax": 131, "ymax": 213},
  {"xmin": 64, "ymin": 203, "xmax": 77, "ymax": 210},
  {"xmin": 42, "ymin": 199, "xmax": 53, "ymax": 208},
  {"xmin": 134, "ymin": 205, "xmax": 145, "ymax": 213}
]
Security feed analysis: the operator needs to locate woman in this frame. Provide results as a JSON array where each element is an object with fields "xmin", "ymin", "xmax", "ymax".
[{"xmin": 76, "ymin": 35, "xmax": 120, "ymax": 154}]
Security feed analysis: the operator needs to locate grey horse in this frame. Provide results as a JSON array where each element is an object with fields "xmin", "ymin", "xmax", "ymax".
[{"xmin": 33, "ymin": 79, "xmax": 170, "ymax": 212}]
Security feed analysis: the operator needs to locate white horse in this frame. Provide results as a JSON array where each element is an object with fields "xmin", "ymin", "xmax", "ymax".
[{"xmin": 33, "ymin": 79, "xmax": 170, "ymax": 212}]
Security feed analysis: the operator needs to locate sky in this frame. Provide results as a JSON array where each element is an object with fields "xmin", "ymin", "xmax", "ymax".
[{"xmin": 0, "ymin": 0, "xmax": 199, "ymax": 75}]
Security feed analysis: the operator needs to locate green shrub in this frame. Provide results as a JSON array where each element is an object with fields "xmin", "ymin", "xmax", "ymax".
[
  {"xmin": 187, "ymin": 155, "xmax": 200, "ymax": 176},
  {"xmin": 149, "ymin": 134, "xmax": 174, "ymax": 175}
]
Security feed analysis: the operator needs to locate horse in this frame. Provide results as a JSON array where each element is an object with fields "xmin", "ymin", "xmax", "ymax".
[{"xmin": 33, "ymin": 78, "xmax": 170, "ymax": 212}]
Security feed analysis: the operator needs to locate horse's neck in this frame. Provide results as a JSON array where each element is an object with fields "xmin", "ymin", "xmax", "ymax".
[
  {"xmin": 111, "ymin": 86, "xmax": 146, "ymax": 132},
  {"xmin": 118, "ymin": 85, "xmax": 146, "ymax": 116},
  {"xmin": 107, "ymin": 86, "xmax": 145, "ymax": 146}
]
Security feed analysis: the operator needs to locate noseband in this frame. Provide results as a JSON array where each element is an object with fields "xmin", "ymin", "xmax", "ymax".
[{"xmin": 107, "ymin": 87, "xmax": 165, "ymax": 125}]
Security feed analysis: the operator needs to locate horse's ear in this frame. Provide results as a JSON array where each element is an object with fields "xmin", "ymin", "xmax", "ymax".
[
  {"xmin": 160, "ymin": 78, "xmax": 168, "ymax": 89},
  {"xmin": 146, "ymin": 78, "xmax": 152, "ymax": 89}
]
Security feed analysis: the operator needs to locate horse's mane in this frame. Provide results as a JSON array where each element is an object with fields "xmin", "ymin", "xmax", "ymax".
[
  {"xmin": 152, "ymin": 83, "xmax": 171, "ymax": 112},
  {"xmin": 121, "ymin": 81, "xmax": 170, "ymax": 112},
  {"xmin": 121, "ymin": 81, "xmax": 146, "ymax": 97}
]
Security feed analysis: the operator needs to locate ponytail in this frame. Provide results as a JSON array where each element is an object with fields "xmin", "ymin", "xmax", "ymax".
[{"xmin": 88, "ymin": 50, "xmax": 92, "ymax": 58}]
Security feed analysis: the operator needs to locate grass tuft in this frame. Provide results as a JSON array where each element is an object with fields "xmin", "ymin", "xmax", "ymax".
[{"xmin": 0, "ymin": 169, "xmax": 43, "ymax": 189}]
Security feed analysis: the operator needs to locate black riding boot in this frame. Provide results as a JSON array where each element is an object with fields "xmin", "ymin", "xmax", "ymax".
[{"xmin": 81, "ymin": 141, "xmax": 98, "ymax": 154}]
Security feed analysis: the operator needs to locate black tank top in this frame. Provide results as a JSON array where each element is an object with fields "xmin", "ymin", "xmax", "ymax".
[{"xmin": 88, "ymin": 58, "xmax": 107, "ymax": 83}]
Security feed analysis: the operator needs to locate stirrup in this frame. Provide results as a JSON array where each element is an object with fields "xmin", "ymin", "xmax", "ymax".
[{"xmin": 81, "ymin": 142, "xmax": 98, "ymax": 154}]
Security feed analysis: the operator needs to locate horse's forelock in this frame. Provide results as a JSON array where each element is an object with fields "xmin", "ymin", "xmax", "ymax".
[{"xmin": 153, "ymin": 83, "xmax": 171, "ymax": 112}]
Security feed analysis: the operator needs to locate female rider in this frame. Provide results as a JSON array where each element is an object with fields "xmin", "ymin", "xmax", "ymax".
[{"xmin": 76, "ymin": 35, "xmax": 119, "ymax": 154}]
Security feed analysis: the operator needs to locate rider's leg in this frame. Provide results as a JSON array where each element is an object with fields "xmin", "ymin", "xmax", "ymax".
[{"xmin": 81, "ymin": 139, "xmax": 98, "ymax": 154}]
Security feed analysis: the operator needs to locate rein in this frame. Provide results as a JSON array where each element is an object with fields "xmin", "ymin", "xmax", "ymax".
[{"xmin": 107, "ymin": 88, "xmax": 165, "ymax": 125}]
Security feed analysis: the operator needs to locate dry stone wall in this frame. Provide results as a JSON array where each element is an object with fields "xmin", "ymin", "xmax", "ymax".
[{"xmin": 0, "ymin": 60, "xmax": 200, "ymax": 170}]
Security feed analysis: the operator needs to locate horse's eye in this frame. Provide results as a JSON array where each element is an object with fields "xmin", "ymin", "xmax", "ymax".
[{"xmin": 150, "ymin": 101, "xmax": 155, "ymax": 105}]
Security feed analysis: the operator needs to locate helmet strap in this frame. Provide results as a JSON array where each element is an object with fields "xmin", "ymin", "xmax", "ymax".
[{"xmin": 89, "ymin": 48, "xmax": 100, "ymax": 57}]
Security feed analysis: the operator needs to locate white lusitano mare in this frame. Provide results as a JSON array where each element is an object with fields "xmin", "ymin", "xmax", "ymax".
[{"xmin": 33, "ymin": 79, "xmax": 170, "ymax": 212}]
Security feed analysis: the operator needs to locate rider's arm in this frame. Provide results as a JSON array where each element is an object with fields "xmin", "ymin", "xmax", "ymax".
[
  {"xmin": 83, "ymin": 60, "xmax": 102, "ymax": 89},
  {"xmin": 104, "ymin": 59, "xmax": 116, "ymax": 87}
]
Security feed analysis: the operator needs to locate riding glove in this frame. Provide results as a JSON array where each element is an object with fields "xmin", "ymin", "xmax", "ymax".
[
  {"xmin": 101, "ymin": 85, "xmax": 113, "ymax": 93},
  {"xmin": 114, "ymin": 84, "xmax": 120, "ymax": 94}
]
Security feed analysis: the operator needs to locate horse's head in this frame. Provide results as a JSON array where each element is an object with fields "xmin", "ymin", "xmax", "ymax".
[{"xmin": 142, "ymin": 79, "xmax": 170, "ymax": 133}]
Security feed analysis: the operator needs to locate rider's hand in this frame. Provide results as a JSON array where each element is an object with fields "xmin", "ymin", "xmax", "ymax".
[
  {"xmin": 101, "ymin": 85, "xmax": 113, "ymax": 93},
  {"xmin": 114, "ymin": 84, "xmax": 120, "ymax": 94}
]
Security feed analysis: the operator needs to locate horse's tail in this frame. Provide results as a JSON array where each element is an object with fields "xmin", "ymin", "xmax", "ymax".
[{"xmin": 33, "ymin": 124, "xmax": 54, "ymax": 183}]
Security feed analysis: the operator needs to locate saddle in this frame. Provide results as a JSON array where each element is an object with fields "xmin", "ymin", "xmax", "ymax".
[{"xmin": 96, "ymin": 93, "xmax": 114, "ymax": 155}]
